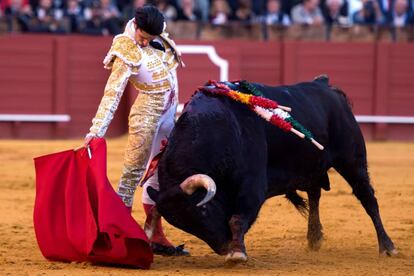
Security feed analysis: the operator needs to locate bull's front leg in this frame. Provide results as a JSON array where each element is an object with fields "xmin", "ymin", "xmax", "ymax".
[
  {"xmin": 225, "ymin": 176, "xmax": 266, "ymax": 263},
  {"xmin": 226, "ymin": 215, "xmax": 248, "ymax": 262}
]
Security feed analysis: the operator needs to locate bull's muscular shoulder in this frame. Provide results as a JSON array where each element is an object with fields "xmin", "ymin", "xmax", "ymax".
[{"xmin": 103, "ymin": 35, "xmax": 143, "ymax": 69}]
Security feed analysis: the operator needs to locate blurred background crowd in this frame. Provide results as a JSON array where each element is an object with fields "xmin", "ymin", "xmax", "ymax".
[{"xmin": 0, "ymin": 0, "xmax": 413, "ymax": 35}]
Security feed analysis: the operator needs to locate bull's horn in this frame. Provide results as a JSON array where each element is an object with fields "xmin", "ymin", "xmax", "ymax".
[{"xmin": 179, "ymin": 174, "xmax": 216, "ymax": 207}]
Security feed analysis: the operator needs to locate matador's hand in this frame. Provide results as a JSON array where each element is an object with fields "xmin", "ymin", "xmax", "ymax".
[
  {"xmin": 84, "ymin": 135, "xmax": 94, "ymax": 147},
  {"xmin": 74, "ymin": 134, "xmax": 95, "ymax": 152}
]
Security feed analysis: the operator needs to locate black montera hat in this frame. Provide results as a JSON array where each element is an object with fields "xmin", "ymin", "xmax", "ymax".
[{"xmin": 134, "ymin": 5, "xmax": 165, "ymax": 36}]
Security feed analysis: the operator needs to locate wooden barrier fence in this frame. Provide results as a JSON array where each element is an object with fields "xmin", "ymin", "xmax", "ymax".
[{"xmin": 0, "ymin": 34, "xmax": 413, "ymax": 140}]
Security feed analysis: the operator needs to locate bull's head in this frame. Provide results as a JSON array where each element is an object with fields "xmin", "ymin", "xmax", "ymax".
[{"xmin": 147, "ymin": 174, "xmax": 232, "ymax": 255}]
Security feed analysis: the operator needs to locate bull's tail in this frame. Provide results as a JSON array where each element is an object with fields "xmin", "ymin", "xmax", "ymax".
[{"xmin": 286, "ymin": 191, "xmax": 308, "ymax": 218}]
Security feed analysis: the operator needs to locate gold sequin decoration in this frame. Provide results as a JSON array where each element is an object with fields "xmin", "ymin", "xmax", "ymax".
[
  {"xmin": 117, "ymin": 91, "xmax": 167, "ymax": 207},
  {"xmin": 162, "ymin": 47, "xmax": 179, "ymax": 71},
  {"xmin": 89, "ymin": 58, "xmax": 131, "ymax": 137},
  {"xmin": 159, "ymin": 33, "xmax": 181, "ymax": 69},
  {"xmin": 106, "ymin": 35, "xmax": 142, "ymax": 68},
  {"xmin": 146, "ymin": 59, "xmax": 163, "ymax": 71},
  {"xmin": 129, "ymin": 78, "xmax": 172, "ymax": 94},
  {"xmin": 152, "ymin": 69, "xmax": 169, "ymax": 82},
  {"xmin": 154, "ymin": 49, "xmax": 165, "ymax": 61}
]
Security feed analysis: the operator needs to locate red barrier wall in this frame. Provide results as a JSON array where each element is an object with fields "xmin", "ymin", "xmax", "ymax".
[
  {"xmin": 282, "ymin": 41, "xmax": 377, "ymax": 139},
  {"xmin": 0, "ymin": 35, "xmax": 413, "ymax": 140},
  {"xmin": 0, "ymin": 36, "xmax": 55, "ymax": 138},
  {"xmin": 376, "ymin": 43, "xmax": 414, "ymax": 140}
]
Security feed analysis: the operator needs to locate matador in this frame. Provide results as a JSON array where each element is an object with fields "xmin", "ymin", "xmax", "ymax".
[{"xmin": 84, "ymin": 6, "xmax": 187, "ymax": 256}]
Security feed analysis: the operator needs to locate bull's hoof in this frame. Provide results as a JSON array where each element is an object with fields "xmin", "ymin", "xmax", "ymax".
[
  {"xmin": 307, "ymin": 229, "xmax": 324, "ymax": 251},
  {"xmin": 379, "ymin": 238, "xmax": 398, "ymax": 257},
  {"xmin": 380, "ymin": 248, "xmax": 399, "ymax": 257},
  {"xmin": 308, "ymin": 237, "xmax": 323, "ymax": 251},
  {"xmin": 225, "ymin": 251, "xmax": 248, "ymax": 263}
]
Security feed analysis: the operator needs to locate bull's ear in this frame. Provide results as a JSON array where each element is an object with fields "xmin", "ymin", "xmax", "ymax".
[{"xmin": 146, "ymin": 186, "xmax": 159, "ymax": 203}]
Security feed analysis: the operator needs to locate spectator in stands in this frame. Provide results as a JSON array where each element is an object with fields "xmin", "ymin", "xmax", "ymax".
[
  {"xmin": 195, "ymin": 0, "xmax": 210, "ymax": 22},
  {"xmin": 155, "ymin": 0, "xmax": 177, "ymax": 21},
  {"xmin": 259, "ymin": 0, "xmax": 290, "ymax": 26},
  {"xmin": 226, "ymin": 0, "xmax": 267, "ymax": 18},
  {"xmin": 291, "ymin": 0, "xmax": 324, "ymax": 25},
  {"xmin": 176, "ymin": 0, "xmax": 210, "ymax": 22},
  {"xmin": 116, "ymin": 0, "xmax": 132, "ymax": 12},
  {"xmin": 226, "ymin": 0, "xmax": 238, "ymax": 15},
  {"xmin": 348, "ymin": 0, "xmax": 362, "ymax": 21},
  {"xmin": 322, "ymin": 0, "xmax": 350, "ymax": 26},
  {"xmin": 210, "ymin": 0, "xmax": 230, "ymax": 25},
  {"xmin": 280, "ymin": 0, "xmax": 302, "ymax": 15},
  {"xmin": 376, "ymin": 0, "xmax": 394, "ymax": 24},
  {"xmin": 233, "ymin": 0, "xmax": 253, "ymax": 24},
  {"xmin": 64, "ymin": 0, "xmax": 85, "ymax": 32},
  {"xmin": 82, "ymin": 0, "xmax": 109, "ymax": 35},
  {"xmin": 3, "ymin": 0, "xmax": 33, "ymax": 32},
  {"xmin": 100, "ymin": 0, "xmax": 122, "ymax": 33},
  {"xmin": 251, "ymin": 0, "xmax": 267, "ymax": 15},
  {"xmin": 176, "ymin": 0, "xmax": 201, "ymax": 21},
  {"xmin": 31, "ymin": 0, "xmax": 67, "ymax": 33},
  {"xmin": 80, "ymin": 0, "xmax": 97, "ymax": 9},
  {"xmin": 391, "ymin": 0, "xmax": 414, "ymax": 26},
  {"xmin": 123, "ymin": 0, "xmax": 147, "ymax": 22},
  {"xmin": 353, "ymin": 0, "xmax": 383, "ymax": 25},
  {"xmin": 53, "ymin": 0, "xmax": 65, "ymax": 9}
]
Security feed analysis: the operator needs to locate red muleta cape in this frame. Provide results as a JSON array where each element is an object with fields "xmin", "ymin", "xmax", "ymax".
[{"xmin": 33, "ymin": 138, "xmax": 153, "ymax": 268}]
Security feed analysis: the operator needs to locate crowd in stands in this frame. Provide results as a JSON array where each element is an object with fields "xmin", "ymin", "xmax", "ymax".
[{"xmin": 0, "ymin": 0, "xmax": 413, "ymax": 35}]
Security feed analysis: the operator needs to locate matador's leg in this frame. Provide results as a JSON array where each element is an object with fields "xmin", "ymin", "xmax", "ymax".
[
  {"xmin": 117, "ymin": 91, "xmax": 166, "ymax": 208},
  {"xmin": 142, "ymin": 71, "xmax": 179, "ymax": 204},
  {"xmin": 142, "ymin": 94, "xmax": 178, "ymax": 205},
  {"xmin": 141, "ymin": 94, "xmax": 177, "ymax": 249}
]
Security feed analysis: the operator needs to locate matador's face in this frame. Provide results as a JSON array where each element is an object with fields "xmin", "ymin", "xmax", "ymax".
[{"xmin": 135, "ymin": 28, "xmax": 156, "ymax": 47}]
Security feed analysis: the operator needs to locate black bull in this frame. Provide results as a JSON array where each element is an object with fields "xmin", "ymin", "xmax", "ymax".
[{"xmin": 146, "ymin": 77, "xmax": 397, "ymax": 262}]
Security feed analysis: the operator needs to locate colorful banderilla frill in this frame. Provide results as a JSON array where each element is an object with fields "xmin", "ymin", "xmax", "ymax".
[{"xmin": 198, "ymin": 80, "xmax": 324, "ymax": 150}]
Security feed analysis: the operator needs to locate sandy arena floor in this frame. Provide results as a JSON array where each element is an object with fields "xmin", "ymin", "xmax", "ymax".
[{"xmin": 0, "ymin": 137, "xmax": 413, "ymax": 275}]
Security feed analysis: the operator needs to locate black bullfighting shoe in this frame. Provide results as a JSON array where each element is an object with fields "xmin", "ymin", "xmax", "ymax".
[
  {"xmin": 151, "ymin": 243, "xmax": 190, "ymax": 256},
  {"xmin": 143, "ymin": 204, "xmax": 190, "ymax": 256}
]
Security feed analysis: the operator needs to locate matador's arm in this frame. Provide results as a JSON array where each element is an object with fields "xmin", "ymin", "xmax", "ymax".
[
  {"xmin": 86, "ymin": 35, "xmax": 142, "ymax": 138},
  {"xmin": 87, "ymin": 58, "xmax": 131, "ymax": 138}
]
